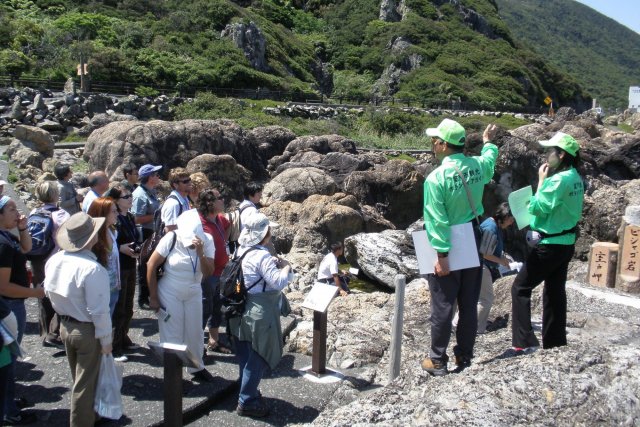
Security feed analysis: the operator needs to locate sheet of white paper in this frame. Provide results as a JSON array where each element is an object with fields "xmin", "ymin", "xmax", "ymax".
[
  {"xmin": 412, "ymin": 222, "xmax": 480, "ymax": 275},
  {"xmin": 348, "ymin": 267, "xmax": 359, "ymax": 276},
  {"xmin": 302, "ymin": 283, "xmax": 339, "ymax": 312},
  {"xmin": 508, "ymin": 186, "xmax": 533, "ymax": 230},
  {"xmin": 175, "ymin": 208, "xmax": 205, "ymax": 246}
]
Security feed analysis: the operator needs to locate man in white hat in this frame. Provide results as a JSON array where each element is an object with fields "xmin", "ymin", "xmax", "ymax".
[{"xmin": 44, "ymin": 212, "xmax": 114, "ymax": 427}]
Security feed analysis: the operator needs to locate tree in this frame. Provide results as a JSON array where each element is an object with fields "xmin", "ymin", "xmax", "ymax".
[{"xmin": 0, "ymin": 49, "xmax": 31, "ymax": 85}]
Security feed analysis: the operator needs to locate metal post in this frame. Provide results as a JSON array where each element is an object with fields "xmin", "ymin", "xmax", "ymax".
[
  {"xmin": 164, "ymin": 352, "xmax": 183, "ymax": 427},
  {"xmin": 311, "ymin": 310, "xmax": 328, "ymax": 376},
  {"xmin": 389, "ymin": 274, "xmax": 406, "ymax": 381}
]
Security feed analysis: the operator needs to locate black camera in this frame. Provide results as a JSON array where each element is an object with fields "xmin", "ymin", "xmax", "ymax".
[{"xmin": 129, "ymin": 243, "xmax": 142, "ymax": 254}]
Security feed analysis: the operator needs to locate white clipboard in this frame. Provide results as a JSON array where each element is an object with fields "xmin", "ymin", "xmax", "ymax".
[
  {"xmin": 412, "ymin": 222, "xmax": 480, "ymax": 275},
  {"xmin": 508, "ymin": 186, "xmax": 533, "ymax": 230}
]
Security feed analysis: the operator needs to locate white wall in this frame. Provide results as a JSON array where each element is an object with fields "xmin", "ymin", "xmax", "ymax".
[{"xmin": 630, "ymin": 86, "xmax": 640, "ymax": 110}]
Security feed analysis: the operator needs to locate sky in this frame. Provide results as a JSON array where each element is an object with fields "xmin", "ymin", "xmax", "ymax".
[{"xmin": 575, "ymin": 0, "xmax": 640, "ymax": 35}]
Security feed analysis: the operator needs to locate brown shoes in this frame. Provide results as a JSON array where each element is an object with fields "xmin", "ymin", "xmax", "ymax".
[{"xmin": 421, "ymin": 358, "xmax": 448, "ymax": 376}]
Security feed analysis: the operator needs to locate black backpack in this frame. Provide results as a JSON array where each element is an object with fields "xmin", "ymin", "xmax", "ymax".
[
  {"xmin": 139, "ymin": 194, "xmax": 182, "ymax": 273},
  {"xmin": 219, "ymin": 247, "xmax": 264, "ymax": 320}
]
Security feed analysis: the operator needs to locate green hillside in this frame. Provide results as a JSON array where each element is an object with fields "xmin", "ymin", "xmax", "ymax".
[
  {"xmin": 495, "ymin": 0, "xmax": 640, "ymax": 111},
  {"xmin": 0, "ymin": 0, "xmax": 590, "ymax": 109}
]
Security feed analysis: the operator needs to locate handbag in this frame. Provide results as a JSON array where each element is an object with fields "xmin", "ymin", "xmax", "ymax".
[
  {"xmin": 94, "ymin": 353, "xmax": 124, "ymax": 420},
  {"xmin": 452, "ymin": 165, "xmax": 497, "ymax": 256}
]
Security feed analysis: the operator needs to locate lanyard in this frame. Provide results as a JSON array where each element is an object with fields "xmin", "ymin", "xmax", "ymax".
[
  {"xmin": 187, "ymin": 248, "xmax": 198, "ymax": 278},
  {"xmin": 209, "ymin": 216, "xmax": 225, "ymax": 241}
]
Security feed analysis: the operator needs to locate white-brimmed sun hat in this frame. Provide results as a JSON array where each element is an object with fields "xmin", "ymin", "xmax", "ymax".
[
  {"xmin": 238, "ymin": 212, "xmax": 279, "ymax": 247},
  {"xmin": 56, "ymin": 212, "xmax": 105, "ymax": 252}
]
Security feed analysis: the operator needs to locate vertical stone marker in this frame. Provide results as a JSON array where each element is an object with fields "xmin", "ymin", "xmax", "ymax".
[
  {"xmin": 617, "ymin": 206, "xmax": 640, "ymax": 293},
  {"xmin": 587, "ymin": 242, "xmax": 619, "ymax": 288}
]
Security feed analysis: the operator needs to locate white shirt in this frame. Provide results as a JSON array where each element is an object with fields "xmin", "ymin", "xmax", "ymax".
[
  {"xmin": 238, "ymin": 200, "xmax": 258, "ymax": 232},
  {"xmin": 44, "ymin": 250, "xmax": 112, "ymax": 345},
  {"xmin": 161, "ymin": 191, "xmax": 191, "ymax": 227},
  {"xmin": 317, "ymin": 252, "xmax": 339, "ymax": 280},
  {"xmin": 237, "ymin": 245, "xmax": 291, "ymax": 293},
  {"xmin": 82, "ymin": 189, "xmax": 100, "ymax": 213},
  {"xmin": 156, "ymin": 231, "xmax": 214, "ymax": 285}
]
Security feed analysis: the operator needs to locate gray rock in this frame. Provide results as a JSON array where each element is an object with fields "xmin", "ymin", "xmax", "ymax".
[
  {"xmin": 185, "ymin": 154, "xmax": 251, "ymax": 201},
  {"xmin": 344, "ymin": 229, "xmax": 419, "ymax": 288},
  {"xmin": 13, "ymin": 125, "xmax": 54, "ymax": 156},
  {"xmin": 220, "ymin": 21, "xmax": 268, "ymax": 72},
  {"xmin": 263, "ymin": 167, "xmax": 338, "ymax": 204}
]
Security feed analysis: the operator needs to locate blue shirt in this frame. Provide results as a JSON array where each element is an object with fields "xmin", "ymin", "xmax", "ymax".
[
  {"xmin": 131, "ymin": 185, "xmax": 160, "ymax": 230},
  {"xmin": 479, "ymin": 217, "xmax": 503, "ymax": 269}
]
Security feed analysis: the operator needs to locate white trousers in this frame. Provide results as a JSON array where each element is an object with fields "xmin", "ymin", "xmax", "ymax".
[
  {"xmin": 452, "ymin": 266, "xmax": 495, "ymax": 334},
  {"xmin": 157, "ymin": 277, "xmax": 204, "ymax": 373}
]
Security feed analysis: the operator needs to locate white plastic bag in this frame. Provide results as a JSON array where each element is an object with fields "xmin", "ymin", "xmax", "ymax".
[{"xmin": 94, "ymin": 353, "xmax": 124, "ymax": 420}]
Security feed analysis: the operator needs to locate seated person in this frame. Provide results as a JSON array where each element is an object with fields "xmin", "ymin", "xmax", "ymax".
[{"xmin": 316, "ymin": 242, "xmax": 350, "ymax": 296}]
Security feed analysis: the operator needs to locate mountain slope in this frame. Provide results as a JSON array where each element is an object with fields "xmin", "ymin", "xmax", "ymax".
[
  {"xmin": 495, "ymin": 0, "xmax": 640, "ymax": 110},
  {"xmin": 0, "ymin": 0, "xmax": 590, "ymax": 109}
]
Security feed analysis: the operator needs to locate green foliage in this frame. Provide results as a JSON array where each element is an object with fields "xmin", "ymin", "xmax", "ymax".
[
  {"xmin": 0, "ymin": 49, "xmax": 31, "ymax": 78},
  {"xmin": 618, "ymin": 123, "xmax": 634, "ymax": 134},
  {"xmin": 135, "ymin": 85, "xmax": 159, "ymax": 97},
  {"xmin": 332, "ymin": 70, "xmax": 374, "ymax": 100},
  {"xmin": 496, "ymin": 0, "xmax": 640, "ymax": 110},
  {"xmin": 368, "ymin": 108, "xmax": 426, "ymax": 136},
  {"xmin": 60, "ymin": 133, "xmax": 86, "ymax": 143}
]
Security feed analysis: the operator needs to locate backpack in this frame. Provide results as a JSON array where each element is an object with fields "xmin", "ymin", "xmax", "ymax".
[
  {"xmin": 139, "ymin": 194, "xmax": 182, "ymax": 271},
  {"xmin": 226, "ymin": 204, "xmax": 251, "ymax": 254},
  {"xmin": 25, "ymin": 207, "xmax": 57, "ymax": 260},
  {"xmin": 219, "ymin": 247, "xmax": 264, "ymax": 320}
]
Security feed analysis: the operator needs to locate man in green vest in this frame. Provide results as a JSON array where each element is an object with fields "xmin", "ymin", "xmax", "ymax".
[{"xmin": 421, "ymin": 119, "xmax": 499, "ymax": 376}]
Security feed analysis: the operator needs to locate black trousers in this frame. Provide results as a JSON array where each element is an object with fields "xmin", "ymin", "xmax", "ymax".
[
  {"xmin": 427, "ymin": 265, "xmax": 482, "ymax": 361},
  {"xmin": 511, "ymin": 244, "xmax": 574, "ymax": 349},
  {"xmin": 137, "ymin": 228, "xmax": 153, "ymax": 305}
]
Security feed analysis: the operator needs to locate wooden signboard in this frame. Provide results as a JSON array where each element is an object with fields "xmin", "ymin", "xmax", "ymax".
[
  {"xmin": 617, "ymin": 225, "xmax": 640, "ymax": 293},
  {"xmin": 587, "ymin": 242, "xmax": 618, "ymax": 288}
]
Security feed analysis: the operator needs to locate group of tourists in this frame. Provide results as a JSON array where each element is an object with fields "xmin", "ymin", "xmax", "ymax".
[
  {"xmin": 0, "ymin": 116, "xmax": 585, "ymax": 424},
  {"xmin": 421, "ymin": 118, "xmax": 584, "ymax": 376},
  {"xmin": 0, "ymin": 161, "xmax": 300, "ymax": 424}
]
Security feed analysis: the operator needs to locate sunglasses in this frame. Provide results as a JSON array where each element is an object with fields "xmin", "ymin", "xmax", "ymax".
[
  {"xmin": 120, "ymin": 194, "xmax": 132, "ymax": 199},
  {"xmin": 179, "ymin": 179, "xmax": 192, "ymax": 184}
]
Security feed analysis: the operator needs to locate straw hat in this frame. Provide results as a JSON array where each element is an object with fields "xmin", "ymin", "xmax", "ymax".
[
  {"xmin": 56, "ymin": 212, "xmax": 105, "ymax": 252},
  {"xmin": 238, "ymin": 212, "xmax": 278, "ymax": 247}
]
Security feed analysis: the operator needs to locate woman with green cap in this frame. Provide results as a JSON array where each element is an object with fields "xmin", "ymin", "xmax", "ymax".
[{"xmin": 511, "ymin": 132, "xmax": 584, "ymax": 352}]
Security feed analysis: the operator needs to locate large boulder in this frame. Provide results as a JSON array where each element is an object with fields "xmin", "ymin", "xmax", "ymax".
[
  {"xmin": 262, "ymin": 193, "xmax": 371, "ymax": 254},
  {"xmin": 13, "ymin": 125, "xmax": 54, "ymax": 157},
  {"xmin": 274, "ymin": 151, "xmax": 373, "ymax": 187},
  {"xmin": 343, "ymin": 160, "xmax": 423, "ymax": 229},
  {"xmin": 185, "ymin": 154, "xmax": 251, "ymax": 201},
  {"xmin": 83, "ymin": 119, "xmax": 266, "ymax": 180},
  {"xmin": 262, "ymin": 167, "xmax": 338, "ymax": 204},
  {"xmin": 6, "ymin": 140, "xmax": 45, "ymax": 168},
  {"xmin": 244, "ymin": 126, "xmax": 296, "ymax": 163},
  {"xmin": 344, "ymin": 229, "xmax": 419, "ymax": 289}
]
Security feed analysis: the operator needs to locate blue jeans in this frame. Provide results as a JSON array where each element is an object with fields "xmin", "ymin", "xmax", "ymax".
[
  {"xmin": 109, "ymin": 289, "xmax": 119, "ymax": 317},
  {"xmin": 3, "ymin": 299, "xmax": 26, "ymax": 418},
  {"xmin": 235, "ymin": 339, "xmax": 268, "ymax": 407}
]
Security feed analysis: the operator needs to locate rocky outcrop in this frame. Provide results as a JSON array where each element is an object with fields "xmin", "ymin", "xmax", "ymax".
[
  {"xmin": 13, "ymin": 125, "xmax": 54, "ymax": 157},
  {"xmin": 262, "ymin": 167, "xmax": 338, "ymax": 205},
  {"xmin": 244, "ymin": 125, "xmax": 296, "ymax": 165},
  {"xmin": 77, "ymin": 112, "xmax": 138, "ymax": 137},
  {"xmin": 379, "ymin": 0, "xmax": 409, "ymax": 22},
  {"xmin": 83, "ymin": 119, "xmax": 267, "ymax": 181},
  {"xmin": 344, "ymin": 229, "xmax": 419, "ymax": 288},
  {"xmin": 185, "ymin": 154, "xmax": 252, "ymax": 201},
  {"xmin": 220, "ymin": 22, "xmax": 268, "ymax": 72},
  {"xmin": 374, "ymin": 37, "xmax": 423, "ymax": 96},
  {"xmin": 343, "ymin": 160, "xmax": 424, "ymax": 229},
  {"xmin": 262, "ymin": 193, "xmax": 370, "ymax": 254}
]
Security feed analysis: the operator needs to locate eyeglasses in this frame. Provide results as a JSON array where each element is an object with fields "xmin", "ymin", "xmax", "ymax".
[
  {"xmin": 179, "ymin": 179, "xmax": 192, "ymax": 184},
  {"xmin": 120, "ymin": 194, "xmax": 132, "ymax": 199}
]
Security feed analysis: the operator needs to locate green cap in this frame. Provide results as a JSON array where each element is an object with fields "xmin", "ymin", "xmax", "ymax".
[
  {"xmin": 425, "ymin": 118, "xmax": 466, "ymax": 146},
  {"xmin": 539, "ymin": 132, "xmax": 579, "ymax": 156}
]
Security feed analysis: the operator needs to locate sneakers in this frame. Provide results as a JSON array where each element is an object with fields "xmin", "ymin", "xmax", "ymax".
[
  {"xmin": 4, "ymin": 410, "xmax": 37, "ymax": 425},
  {"xmin": 421, "ymin": 358, "xmax": 448, "ymax": 376},
  {"xmin": 513, "ymin": 346, "xmax": 539, "ymax": 355},
  {"xmin": 113, "ymin": 353, "xmax": 129, "ymax": 363},
  {"xmin": 237, "ymin": 400, "xmax": 269, "ymax": 418}
]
